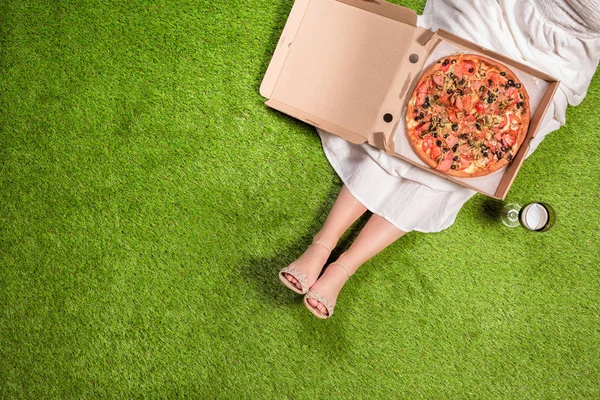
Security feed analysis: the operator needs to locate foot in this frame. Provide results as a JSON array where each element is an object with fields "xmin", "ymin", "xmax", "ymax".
[
  {"xmin": 305, "ymin": 262, "xmax": 351, "ymax": 318},
  {"xmin": 281, "ymin": 241, "xmax": 332, "ymax": 292}
]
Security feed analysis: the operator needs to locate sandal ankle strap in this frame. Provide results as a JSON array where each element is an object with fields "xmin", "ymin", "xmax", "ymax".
[
  {"xmin": 311, "ymin": 239, "xmax": 333, "ymax": 253},
  {"xmin": 330, "ymin": 261, "xmax": 351, "ymax": 278}
]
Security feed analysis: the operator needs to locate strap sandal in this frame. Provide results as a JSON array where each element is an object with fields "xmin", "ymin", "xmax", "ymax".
[
  {"xmin": 303, "ymin": 261, "xmax": 351, "ymax": 319},
  {"xmin": 278, "ymin": 240, "xmax": 332, "ymax": 294}
]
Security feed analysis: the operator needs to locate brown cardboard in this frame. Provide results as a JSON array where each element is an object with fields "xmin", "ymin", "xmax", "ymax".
[{"xmin": 260, "ymin": 0, "xmax": 559, "ymax": 200}]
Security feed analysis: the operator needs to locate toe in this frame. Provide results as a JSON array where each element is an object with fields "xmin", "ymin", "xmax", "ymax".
[
  {"xmin": 317, "ymin": 303, "xmax": 328, "ymax": 315},
  {"xmin": 307, "ymin": 298, "xmax": 329, "ymax": 316}
]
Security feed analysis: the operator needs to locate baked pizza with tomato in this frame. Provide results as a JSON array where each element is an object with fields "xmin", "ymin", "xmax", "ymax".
[{"xmin": 406, "ymin": 54, "xmax": 530, "ymax": 177}]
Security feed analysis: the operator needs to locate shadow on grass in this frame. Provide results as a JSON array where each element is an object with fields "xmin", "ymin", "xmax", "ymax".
[
  {"xmin": 255, "ymin": 0, "xmax": 293, "ymax": 95},
  {"xmin": 238, "ymin": 182, "xmax": 373, "ymax": 308},
  {"xmin": 472, "ymin": 197, "xmax": 505, "ymax": 226}
]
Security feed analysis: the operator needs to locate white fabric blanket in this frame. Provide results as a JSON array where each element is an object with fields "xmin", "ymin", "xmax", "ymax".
[{"xmin": 318, "ymin": 0, "xmax": 600, "ymax": 232}]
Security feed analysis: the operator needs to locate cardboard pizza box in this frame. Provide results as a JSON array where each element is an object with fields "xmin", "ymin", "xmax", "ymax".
[{"xmin": 260, "ymin": 0, "xmax": 559, "ymax": 199}]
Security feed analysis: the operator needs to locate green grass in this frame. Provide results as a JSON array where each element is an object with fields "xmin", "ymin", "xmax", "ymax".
[{"xmin": 1, "ymin": 0, "xmax": 599, "ymax": 398}]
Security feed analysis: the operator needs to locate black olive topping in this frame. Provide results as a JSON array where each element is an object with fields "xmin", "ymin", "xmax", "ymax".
[
  {"xmin": 500, "ymin": 71, "xmax": 506, "ymax": 76},
  {"xmin": 446, "ymin": 89, "xmax": 453, "ymax": 94},
  {"xmin": 419, "ymin": 112, "xmax": 424, "ymax": 118},
  {"xmin": 487, "ymin": 97, "xmax": 494, "ymax": 104},
  {"xmin": 414, "ymin": 117, "xmax": 420, "ymax": 121},
  {"xmin": 451, "ymin": 124, "xmax": 459, "ymax": 131},
  {"xmin": 507, "ymin": 79, "xmax": 514, "ymax": 87},
  {"xmin": 517, "ymin": 101, "xmax": 524, "ymax": 107},
  {"xmin": 515, "ymin": 83, "xmax": 522, "ymax": 88},
  {"xmin": 450, "ymin": 165, "xmax": 457, "ymax": 170},
  {"xmin": 459, "ymin": 133, "xmax": 468, "ymax": 139},
  {"xmin": 453, "ymin": 156, "xmax": 459, "ymax": 161},
  {"xmin": 433, "ymin": 132, "xmax": 438, "ymax": 138},
  {"xmin": 452, "ymin": 144, "xmax": 459, "ymax": 152},
  {"xmin": 422, "ymin": 103, "xmax": 430, "ymax": 109},
  {"xmin": 443, "ymin": 147, "xmax": 449, "ymax": 152},
  {"xmin": 481, "ymin": 144, "xmax": 487, "ymax": 150},
  {"xmin": 482, "ymin": 151, "xmax": 488, "ymax": 157},
  {"xmin": 437, "ymin": 60, "xmax": 442, "ymax": 64},
  {"xmin": 475, "ymin": 123, "xmax": 482, "ymax": 131},
  {"xmin": 459, "ymin": 78, "xmax": 466, "ymax": 86},
  {"xmin": 436, "ymin": 140, "xmax": 442, "ymax": 147},
  {"xmin": 479, "ymin": 85, "xmax": 485, "ymax": 93},
  {"xmin": 444, "ymin": 134, "xmax": 449, "ymax": 138},
  {"xmin": 507, "ymin": 154, "xmax": 513, "ymax": 162},
  {"xmin": 468, "ymin": 68, "xmax": 474, "ymax": 73},
  {"xmin": 488, "ymin": 79, "xmax": 493, "ymax": 85},
  {"xmin": 501, "ymin": 146, "xmax": 507, "ymax": 152},
  {"xmin": 451, "ymin": 59, "xmax": 457, "ymax": 64}
]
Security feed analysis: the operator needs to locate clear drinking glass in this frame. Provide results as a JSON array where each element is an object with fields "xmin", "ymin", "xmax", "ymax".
[{"xmin": 500, "ymin": 202, "xmax": 556, "ymax": 232}]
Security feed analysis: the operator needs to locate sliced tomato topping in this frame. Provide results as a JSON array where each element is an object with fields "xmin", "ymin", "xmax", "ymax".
[{"xmin": 475, "ymin": 101, "xmax": 484, "ymax": 114}]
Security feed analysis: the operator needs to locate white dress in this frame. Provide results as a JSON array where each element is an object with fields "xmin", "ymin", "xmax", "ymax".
[{"xmin": 318, "ymin": 0, "xmax": 600, "ymax": 232}]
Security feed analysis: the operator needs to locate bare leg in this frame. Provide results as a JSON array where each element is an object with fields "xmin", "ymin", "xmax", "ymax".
[
  {"xmin": 306, "ymin": 214, "xmax": 406, "ymax": 316},
  {"xmin": 283, "ymin": 185, "xmax": 367, "ymax": 291}
]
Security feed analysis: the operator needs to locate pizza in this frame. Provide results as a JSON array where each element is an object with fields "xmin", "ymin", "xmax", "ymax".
[{"xmin": 406, "ymin": 54, "xmax": 530, "ymax": 177}]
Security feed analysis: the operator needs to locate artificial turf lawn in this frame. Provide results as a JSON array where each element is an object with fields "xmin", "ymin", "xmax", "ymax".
[{"xmin": 1, "ymin": 0, "xmax": 599, "ymax": 397}]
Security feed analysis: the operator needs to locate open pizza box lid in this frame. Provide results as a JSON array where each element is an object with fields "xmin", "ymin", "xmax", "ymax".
[{"xmin": 260, "ymin": 0, "xmax": 559, "ymax": 199}]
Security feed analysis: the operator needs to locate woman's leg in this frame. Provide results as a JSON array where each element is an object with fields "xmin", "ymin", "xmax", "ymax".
[
  {"xmin": 283, "ymin": 185, "xmax": 367, "ymax": 290},
  {"xmin": 306, "ymin": 213, "xmax": 406, "ymax": 316}
]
